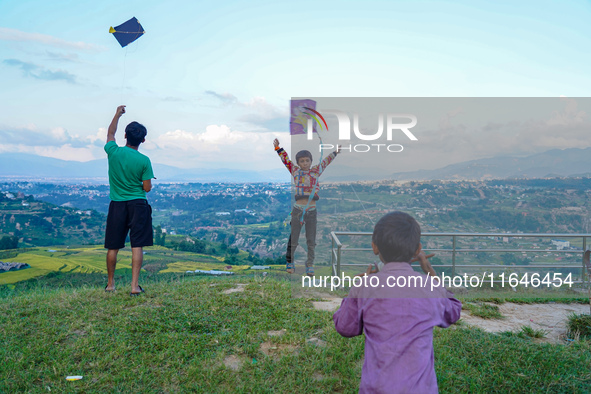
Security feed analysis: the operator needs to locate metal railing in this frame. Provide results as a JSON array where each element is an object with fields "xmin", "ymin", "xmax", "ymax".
[{"xmin": 330, "ymin": 231, "xmax": 591, "ymax": 284}]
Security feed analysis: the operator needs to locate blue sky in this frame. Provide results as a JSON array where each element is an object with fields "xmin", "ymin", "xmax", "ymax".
[{"xmin": 1, "ymin": 0, "xmax": 590, "ymax": 171}]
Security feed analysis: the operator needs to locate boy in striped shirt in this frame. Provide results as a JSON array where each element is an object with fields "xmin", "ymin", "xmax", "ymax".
[{"xmin": 273, "ymin": 138, "xmax": 340, "ymax": 276}]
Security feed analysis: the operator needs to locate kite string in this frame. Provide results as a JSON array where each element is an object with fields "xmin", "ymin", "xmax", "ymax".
[
  {"xmin": 299, "ymin": 121, "xmax": 324, "ymax": 225},
  {"xmin": 120, "ymin": 46, "xmax": 128, "ymax": 104},
  {"xmin": 350, "ymin": 183, "xmax": 375, "ymax": 227}
]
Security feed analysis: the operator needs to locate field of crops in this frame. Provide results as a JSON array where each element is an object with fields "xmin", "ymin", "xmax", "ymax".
[{"xmin": 0, "ymin": 246, "xmax": 263, "ymax": 285}]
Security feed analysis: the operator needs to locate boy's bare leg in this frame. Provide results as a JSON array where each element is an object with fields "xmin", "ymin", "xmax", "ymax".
[
  {"xmin": 131, "ymin": 247, "xmax": 144, "ymax": 294},
  {"xmin": 106, "ymin": 249, "xmax": 119, "ymax": 290}
]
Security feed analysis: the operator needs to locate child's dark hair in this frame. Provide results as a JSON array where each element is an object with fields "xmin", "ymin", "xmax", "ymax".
[
  {"xmin": 125, "ymin": 121, "xmax": 147, "ymax": 146},
  {"xmin": 372, "ymin": 211, "xmax": 421, "ymax": 263},
  {"xmin": 296, "ymin": 150, "xmax": 312, "ymax": 163}
]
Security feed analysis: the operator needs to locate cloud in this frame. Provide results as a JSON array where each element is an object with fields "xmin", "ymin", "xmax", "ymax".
[
  {"xmin": 205, "ymin": 90, "xmax": 238, "ymax": 105},
  {"xmin": 415, "ymin": 99, "xmax": 591, "ymax": 170},
  {"xmin": 45, "ymin": 51, "xmax": 80, "ymax": 63},
  {"xmin": 149, "ymin": 125, "xmax": 288, "ymax": 169},
  {"xmin": 238, "ymin": 96, "xmax": 289, "ymax": 131},
  {"xmin": 0, "ymin": 143, "xmax": 99, "ymax": 162},
  {"xmin": 0, "ymin": 27, "xmax": 105, "ymax": 52},
  {"xmin": 3, "ymin": 59, "xmax": 77, "ymax": 84},
  {"xmin": 161, "ymin": 96, "xmax": 187, "ymax": 102},
  {"xmin": 0, "ymin": 125, "xmax": 108, "ymax": 149},
  {"xmin": 202, "ymin": 91, "xmax": 288, "ymax": 131},
  {"xmin": 546, "ymin": 97, "xmax": 587, "ymax": 127},
  {"xmin": 0, "ymin": 121, "xmax": 290, "ymax": 168},
  {"xmin": 0, "ymin": 124, "xmax": 116, "ymax": 162},
  {"xmin": 0, "ymin": 125, "xmax": 70, "ymax": 146},
  {"xmin": 31, "ymin": 145, "xmax": 98, "ymax": 161},
  {"xmin": 154, "ymin": 125, "xmax": 249, "ymax": 152}
]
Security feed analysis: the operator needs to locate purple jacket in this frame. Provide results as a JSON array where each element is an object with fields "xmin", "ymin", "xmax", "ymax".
[{"xmin": 333, "ymin": 263, "xmax": 462, "ymax": 394}]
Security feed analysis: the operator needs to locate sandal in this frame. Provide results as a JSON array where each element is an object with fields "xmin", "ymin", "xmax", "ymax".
[
  {"xmin": 305, "ymin": 267, "xmax": 314, "ymax": 277},
  {"xmin": 105, "ymin": 285, "xmax": 115, "ymax": 293},
  {"xmin": 286, "ymin": 262, "xmax": 295, "ymax": 274},
  {"xmin": 130, "ymin": 285, "xmax": 145, "ymax": 296}
]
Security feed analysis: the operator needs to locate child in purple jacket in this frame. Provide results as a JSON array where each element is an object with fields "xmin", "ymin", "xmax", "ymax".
[{"xmin": 334, "ymin": 211, "xmax": 461, "ymax": 393}]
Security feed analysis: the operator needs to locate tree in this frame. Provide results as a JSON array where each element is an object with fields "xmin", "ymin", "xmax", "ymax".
[
  {"xmin": 154, "ymin": 225, "xmax": 166, "ymax": 246},
  {"xmin": 225, "ymin": 254, "xmax": 238, "ymax": 265},
  {"xmin": 0, "ymin": 235, "xmax": 18, "ymax": 250}
]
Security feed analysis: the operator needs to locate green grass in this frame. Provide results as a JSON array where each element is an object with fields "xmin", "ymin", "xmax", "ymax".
[
  {"xmin": 501, "ymin": 326, "xmax": 549, "ymax": 340},
  {"xmin": 462, "ymin": 302, "xmax": 504, "ymax": 319},
  {"xmin": 521, "ymin": 326, "xmax": 548, "ymax": 338},
  {"xmin": 456, "ymin": 286, "xmax": 590, "ymax": 305},
  {"xmin": 567, "ymin": 313, "xmax": 591, "ymax": 340},
  {"xmin": 160, "ymin": 261, "xmax": 250, "ymax": 273},
  {"xmin": 519, "ymin": 325, "xmax": 548, "ymax": 339},
  {"xmin": 1, "ymin": 277, "xmax": 590, "ymax": 393}
]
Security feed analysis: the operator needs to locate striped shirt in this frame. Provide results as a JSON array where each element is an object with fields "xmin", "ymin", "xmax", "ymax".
[{"xmin": 276, "ymin": 148, "xmax": 337, "ymax": 201}]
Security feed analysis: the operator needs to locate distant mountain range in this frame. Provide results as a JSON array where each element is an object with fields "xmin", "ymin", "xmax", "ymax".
[
  {"xmin": 1, "ymin": 148, "xmax": 590, "ymax": 182},
  {"xmin": 0, "ymin": 153, "xmax": 285, "ymax": 183},
  {"xmin": 386, "ymin": 148, "xmax": 591, "ymax": 181}
]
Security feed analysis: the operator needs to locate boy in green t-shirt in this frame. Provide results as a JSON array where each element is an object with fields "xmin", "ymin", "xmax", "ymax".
[{"xmin": 104, "ymin": 105, "xmax": 155, "ymax": 296}]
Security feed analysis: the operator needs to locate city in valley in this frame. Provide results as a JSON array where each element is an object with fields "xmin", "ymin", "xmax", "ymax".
[{"xmin": 0, "ymin": 177, "xmax": 589, "ymax": 286}]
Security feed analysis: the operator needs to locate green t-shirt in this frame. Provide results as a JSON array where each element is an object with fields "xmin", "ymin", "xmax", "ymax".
[{"xmin": 104, "ymin": 141, "xmax": 155, "ymax": 201}]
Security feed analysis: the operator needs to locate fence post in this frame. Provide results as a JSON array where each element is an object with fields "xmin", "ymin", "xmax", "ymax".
[
  {"xmin": 452, "ymin": 235, "xmax": 456, "ymax": 277},
  {"xmin": 337, "ymin": 245, "xmax": 342, "ymax": 278},
  {"xmin": 584, "ymin": 236, "xmax": 589, "ymax": 283},
  {"xmin": 331, "ymin": 235, "xmax": 335, "ymax": 276}
]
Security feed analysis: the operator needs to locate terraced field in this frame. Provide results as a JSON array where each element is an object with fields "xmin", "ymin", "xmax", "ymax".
[{"xmin": 0, "ymin": 246, "xmax": 278, "ymax": 285}]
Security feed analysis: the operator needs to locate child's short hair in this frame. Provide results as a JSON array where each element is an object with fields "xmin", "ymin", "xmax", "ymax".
[
  {"xmin": 125, "ymin": 121, "xmax": 147, "ymax": 146},
  {"xmin": 296, "ymin": 150, "xmax": 313, "ymax": 164},
  {"xmin": 372, "ymin": 211, "xmax": 421, "ymax": 263}
]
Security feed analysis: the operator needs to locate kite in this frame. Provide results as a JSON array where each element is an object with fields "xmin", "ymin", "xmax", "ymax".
[
  {"xmin": 109, "ymin": 17, "xmax": 145, "ymax": 47},
  {"xmin": 290, "ymin": 99, "xmax": 321, "ymax": 135}
]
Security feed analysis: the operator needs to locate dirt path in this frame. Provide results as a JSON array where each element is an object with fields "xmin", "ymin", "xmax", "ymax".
[
  {"xmin": 305, "ymin": 290, "xmax": 588, "ymax": 344},
  {"xmin": 461, "ymin": 302, "xmax": 589, "ymax": 344}
]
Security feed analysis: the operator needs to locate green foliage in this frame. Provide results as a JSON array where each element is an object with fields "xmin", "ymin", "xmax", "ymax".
[
  {"xmin": 462, "ymin": 302, "xmax": 504, "ymax": 319},
  {"xmin": 500, "ymin": 326, "xmax": 548, "ymax": 340},
  {"xmin": 519, "ymin": 325, "xmax": 548, "ymax": 338},
  {"xmin": 567, "ymin": 313, "xmax": 591, "ymax": 339},
  {"xmin": 0, "ymin": 235, "xmax": 18, "ymax": 250},
  {"xmin": 500, "ymin": 253, "xmax": 530, "ymax": 266},
  {"xmin": 175, "ymin": 238, "xmax": 207, "ymax": 253},
  {"xmin": 224, "ymin": 254, "xmax": 238, "ymax": 265},
  {"xmin": 154, "ymin": 225, "xmax": 166, "ymax": 247},
  {"xmin": 0, "ymin": 192, "xmax": 105, "ymax": 246}
]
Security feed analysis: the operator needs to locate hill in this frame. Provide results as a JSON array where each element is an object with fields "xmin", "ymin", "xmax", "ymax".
[
  {"xmin": 0, "ymin": 276, "xmax": 589, "ymax": 392},
  {"xmin": 0, "ymin": 153, "xmax": 285, "ymax": 183},
  {"xmin": 4, "ymin": 147, "xmax": 591, "ymax": 183},
  {"xmin": 0, "ymin": 191, "xmax": 105, "ymax": 247},
  {"xmin": 387, "ymin": 148, "xmax": 591, "ymax": 181}
]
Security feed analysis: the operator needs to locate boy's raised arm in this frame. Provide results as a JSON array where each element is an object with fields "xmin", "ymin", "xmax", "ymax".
[
  {"xmin": 317, "ymin": 145, "xmax": 340, "ymax": 174},
  {"xmin": 417, "ymin": 253, "xmax": 437, "ymax": 277},
  {"xmin": 107, "ymin": 105, "xmax": 126, "ymax": 143},
  {"xmin": 274, "ymin": 138, "xmax": 296, "ymax": 174}
]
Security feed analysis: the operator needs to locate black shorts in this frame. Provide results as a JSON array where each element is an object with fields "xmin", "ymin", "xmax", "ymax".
[{"xmin": 104, "ymin": 199, "xmax": 153, "ymax": 249}]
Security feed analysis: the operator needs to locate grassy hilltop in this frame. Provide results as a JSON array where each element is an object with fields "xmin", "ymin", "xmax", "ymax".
[{"xmin": 1, "ymin": 276, "xmax": 590, "ymax": 393}]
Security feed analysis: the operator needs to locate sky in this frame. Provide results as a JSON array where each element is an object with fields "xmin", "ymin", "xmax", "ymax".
[{"xmin": 1, "ymin": 0, "xmax": 591, "ymax": 174}]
